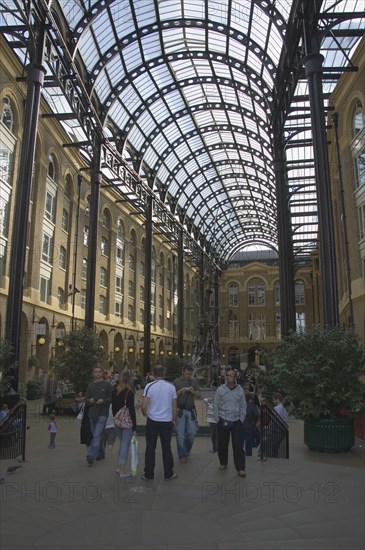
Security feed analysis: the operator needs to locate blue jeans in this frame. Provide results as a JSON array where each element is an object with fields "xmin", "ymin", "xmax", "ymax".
[
  {"xmin": 175, "ymin": 409, "xmax": 198, "ymax": 459},
  {"xmin": 88, "ymin": 416, "xmax": 107, "ymax": 461},
  {"xmin": 116, "ymin": 427, "xmax": 132, "ymax": 465}
]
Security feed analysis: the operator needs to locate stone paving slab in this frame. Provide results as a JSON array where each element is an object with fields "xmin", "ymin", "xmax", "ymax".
[{"xmin": 0, "ymin": 401, "xmax": 364, "ymax": 550}]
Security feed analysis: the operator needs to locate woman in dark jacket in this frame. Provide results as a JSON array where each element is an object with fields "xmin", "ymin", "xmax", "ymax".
[{"xmin": 112, "ymin": 371, "xmax": 136, "ymax": 478}]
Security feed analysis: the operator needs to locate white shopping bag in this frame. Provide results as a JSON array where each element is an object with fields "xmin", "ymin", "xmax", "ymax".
[{"xmin": 130, "ymin": 435, "xmax": 138, "ymax": 476}]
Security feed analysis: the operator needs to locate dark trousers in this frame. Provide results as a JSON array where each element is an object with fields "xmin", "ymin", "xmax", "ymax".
[
  {"xmin": 144, "ymin": 418, "xmax": 174, "ymax": 479},
  {"xmin": 209, "ymin": 422, "xmax": 218, "ymax": 452},
  {"xmin": 217, "ymin": 420, "xmax": 246, "ymax": 471}
]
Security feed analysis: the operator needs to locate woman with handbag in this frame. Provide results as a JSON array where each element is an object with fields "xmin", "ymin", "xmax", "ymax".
[{"xmin": 112, "ymin": 371, "xmax": 137, "ymax": 478}]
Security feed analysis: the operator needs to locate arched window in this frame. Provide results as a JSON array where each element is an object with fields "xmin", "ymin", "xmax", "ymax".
[
  {"xmin": 99, "ymin": 295, "xmax": 107, "ymax": 315},
  {"xmin": 274, "ymin": 281, "xmax": 280, "ymax": 305},
  {"xmin": 248, "ymin": 279, "xmax": 265, "ymax": 306},
  {"xmin": 352, "ymin": 100, "xmax": 364, "ymax": 137},
  {"xmin": 1, "ymin": 96, "xmax": 14, "ymax": 132},
  {"xmin": 102, "ymin": 209, "xmax": 110, "ymax": 228},
  {"xmin": 116, "ymin": 219, "xmax": 125, "ymax": 266},
  {"xmin": 57, "ymin": 287, "xmax": 65, "ymax": 306},
  {"xmin": 228, "ymin": 282, "xmax": 238, "ymax": 307},
  {"xmin": 295, "ymin": 280, "xmax": 305, "ymax": 305},
  {"xmin": 59, "ymin": 246, "xmax": 66, "ymax": 269},
  {"xmin": 48, "ymin": 154, "xmax": 56, "ymax": 180}
]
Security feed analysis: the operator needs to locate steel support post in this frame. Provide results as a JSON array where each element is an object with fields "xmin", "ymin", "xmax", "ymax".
[
  {"xmin": 177, "ymin": 229, "xmax": 184, "ymax": 357},
  {"xmin": 143, "ymin": 194, "xmax": 153, "ymax": 374},
  {"xmin": 273, "ymin": 150, "xmax": 296, "ymax": 337},
  {"xmin": 85, "ymin": 137, "xmax": 102, "ymax": 329},
  {"xmin": 5, "ymin": 26, "xmax": 46, "ymax": 391},
  {"xmin": 304, "ymin": 53, "xmax": 339, "ymax": 326}
]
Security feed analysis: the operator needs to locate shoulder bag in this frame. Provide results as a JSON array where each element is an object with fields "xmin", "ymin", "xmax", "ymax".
[{"xmin": 114, "ymin": 389, "xmax": 133, "ymax": 429}]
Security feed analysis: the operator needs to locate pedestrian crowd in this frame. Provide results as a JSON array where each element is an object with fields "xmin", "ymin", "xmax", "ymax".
[{"xmin": 42, "ymin": 364, "xmax": 289, "ymax": 480}]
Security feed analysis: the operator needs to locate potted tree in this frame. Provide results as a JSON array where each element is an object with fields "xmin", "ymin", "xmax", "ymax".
[{"xmin": 261, "ymin": 325, "xmax": 364, "ymax": 452}]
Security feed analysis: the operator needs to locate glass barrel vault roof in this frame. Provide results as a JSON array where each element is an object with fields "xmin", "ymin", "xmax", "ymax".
[{"xmin": 1, "ymin": 0, "xmax": 364, "ymax": 266}]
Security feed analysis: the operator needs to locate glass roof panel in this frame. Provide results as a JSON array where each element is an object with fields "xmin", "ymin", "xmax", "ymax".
[{"xmin": 2, "ymin": 0, "xmax": 363, "ymax": 265}]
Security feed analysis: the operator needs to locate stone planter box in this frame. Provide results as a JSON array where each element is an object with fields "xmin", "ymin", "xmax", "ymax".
[{"xmin": 304, "ymin": 416, "xmax": 355, "ymax": 453}]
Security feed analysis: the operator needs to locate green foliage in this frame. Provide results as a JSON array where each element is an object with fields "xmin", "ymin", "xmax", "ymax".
[
  {"xmin": 260, "ymin": 325, "xmax": 364, "ymax": 421},
  {"xmin": 0, "ymin": 338, "xmax": 17, "ymax": 396},
  {"xmin": 164, "ymin": 355, "xmax": 186, "ymax": 380},
  {"xmin": 54, "ymin": 328, "xmax": 106, "ymax": 393},
  {"xmin": 26, "ymin": 379, "xmax": 44, "ymax": 400}
]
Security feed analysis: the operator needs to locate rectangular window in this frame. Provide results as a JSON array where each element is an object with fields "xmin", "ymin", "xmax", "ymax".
[
  {"xmin": 81, "ymin": 289, "xmax": 86, "ymax": 309},
  {"xmin": 140, "ymin": 285, "xmax": 145, "ymax": 302},
  {"xmin": 42, "ymin": 233, "xmax": 53, "ymax": 264},
  {"xmin": 99, "ymin": 295, "xmax": 107, "ymax": 314},
  {"xmin": 83, "ymin": 226, "xmax": 89, "ymax": 246},
  {"xmin": 158, "ymin": 294, "xmax": 163, "ymax": 309},
  {"xmin": 101, "ymin": 237, "xmax": 108, "ymax": 256},
  {"xmin": 296, "ymin": 312, "xmax": 305, "ymax": 332},
  {"xmin": 40, "ymin": 277, "xmax": 50, "ymax": 303},
  {"xmin": 116, "ymin": 246, "xmax": 123, "ymax": 265},
  {"xmin": 358, "ymin": 203, "xmax": 365, "ymax": 240},
  {"xmin": 128, "ymin": 304, "xmax": 134, "ymax": 322},
  {"xmin": 44, "ymin": 191, "xmax": 56, "ymax": 223},
  {"xmin": 116, "ymin": 275, "xmax": 123, "ymax": 294},
  {"xmin": 0, "ymin": 145, "xmax": 13, "ymax": 186},
  {"xmin": 248, "ymin": 283, "xmax": 255, "ymax": 305},
  {"xmin": 115, "ymin": 301, "xmax": 122, "ymax": 318},
  {"xmin": 159, "ymin": 315, "xmax": 164, "ymax": 329},
  {"xmin": 248, "ymin": 314, "xmax": 266, "ymax": 340},
  {"xmin": 139, "ymin": 308, "xmax": 144, "ymax": 324},
  {"xmin": 100, "ymin": 267, "xmax": 108, "ymax": 287},
  {"xmin": 82, "ymin": 258, "xmax": 87, "ymax": 279},
  {"xmin": 159, "ymin": 272, "xmax": 164, "ymax": 286},
  {"xmin": 61, "ymin": 208, "xmax": 69, "ymax": 232},
  {"xmin": 257, "ymin": 283, "xmax": 265, "ymax": 305},
  {"xmin": 128, "ymin": 280, "xmax": 134, "ymax": 298},
  {"xmin": 354, "ymin": 149, "xmax": 365, "ymax": 189}
]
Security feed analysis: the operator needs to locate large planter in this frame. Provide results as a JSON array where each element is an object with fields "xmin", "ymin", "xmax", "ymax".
[{"xmin": 304, "ymin": 417, "xmax": 355, "ymax": 453}]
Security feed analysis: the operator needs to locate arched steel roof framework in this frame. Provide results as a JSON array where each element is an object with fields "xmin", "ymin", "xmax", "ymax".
[{"xmin": 1, "ymin": 0, "xmax": 364, "ymax": 266}]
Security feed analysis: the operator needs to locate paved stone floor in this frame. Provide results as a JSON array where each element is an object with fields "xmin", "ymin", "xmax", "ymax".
[{"xmin": 0, "ymin": 397, "xmax": 364, "ymax": 550}]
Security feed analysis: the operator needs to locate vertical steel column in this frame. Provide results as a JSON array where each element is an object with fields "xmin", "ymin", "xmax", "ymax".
[
  {"xmin": 177, "ymin": 229, "xmax": 184, "ymax": 357},
  {"xmin": 85, "ymin": 137, "xmax": 102, "ymax": 329},
  {"xmin": 304, "ymin": 53, "xmax": 339, "ymax": 326},
  {"xmin": 332, "ymin": 112, "xmax": 353, "ymax": 324},
  {"xmin": 273, "ymin": 147, "xmax": 296, "ymax": 337},
  {"xmin": 143, "ymin": 194, "xmax": 153, "ymax": 374},
  {"xmin": 71, "ymin": 175, "xmax": 82, "ymax": 331},
  {"xmin": 214, "ymin": 270, "xmax": 220, "ymax": 355},
  {"xmin": 5, "ymin": 25, "xmax": 46, "ymax": 391}
]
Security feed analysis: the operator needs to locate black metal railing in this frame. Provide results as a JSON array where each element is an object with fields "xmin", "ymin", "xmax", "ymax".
[
  {"xmin": 0, "ymin": 400, "xmax": 27, "ymax": 461},
  {"xmin": 258, "ymin": 403, "xmax": 289, "ymax": 459}
]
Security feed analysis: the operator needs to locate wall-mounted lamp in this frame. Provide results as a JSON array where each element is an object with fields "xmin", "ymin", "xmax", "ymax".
[
  {"xmin": 38, "ymin": 337, "xmax": 46, "ymax": 346},
  {"xmin": 159, "ymin": 350, "xmax": 164, "ymax": 356},
  {"xmin": 128, "ymin": 347, "xmax": 134, "ymax": 353},
  {"xmin": 167, "ymin": 351, "xmax": 172, "ymax": 356},
  {"xmin": 114, "ymin": 346, "xmax": 120, "ymax": 353},
  {"xmin": 99, "ymin": 345, "xmax": 104, "ymax": 351},
  {"xmin": 151, "ymin": 349, "xmax": 156, "ymax": 355},
  {"xmin": 57, "ymin": 340, "xmax": 64, "ymax": 348}
]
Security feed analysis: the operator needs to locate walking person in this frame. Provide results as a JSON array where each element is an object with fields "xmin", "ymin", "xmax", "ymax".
[
  {"xmin": 85, "ymin": 364, "xmax": 113, "ymax": 466},
  {"xmin": 213, "ymin": 369, "xmax": 247, "ymax": 477},
  {"xmin": 141, "ymin": 365, "xmax": 177, "ymax": 481},
  {"xmin": 203, "ymin": 397, "xmax": 218, "ymax": 453},
  {"xmin": 271, "ymin": 392, "xmax": 289, "ymax": 457},
  {"xmin": 242, "ymin": 392, "xmax": 260, "ymax": 456},
  {"xmin": 48, "ymin": 414, "xmax": 57, "ymax": 449},
  {"xmin": 112, "ymin": 371, "xmax": 136, "ymax": 478},
  {"xmin": 173, "ymin": 365, "xmax": 201, "ymax": 463}
]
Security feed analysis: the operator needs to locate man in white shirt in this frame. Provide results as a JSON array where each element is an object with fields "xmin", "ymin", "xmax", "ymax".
[{"xmin": 141, "ymin": 365, "xmax": 177, "ymax": 481}]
